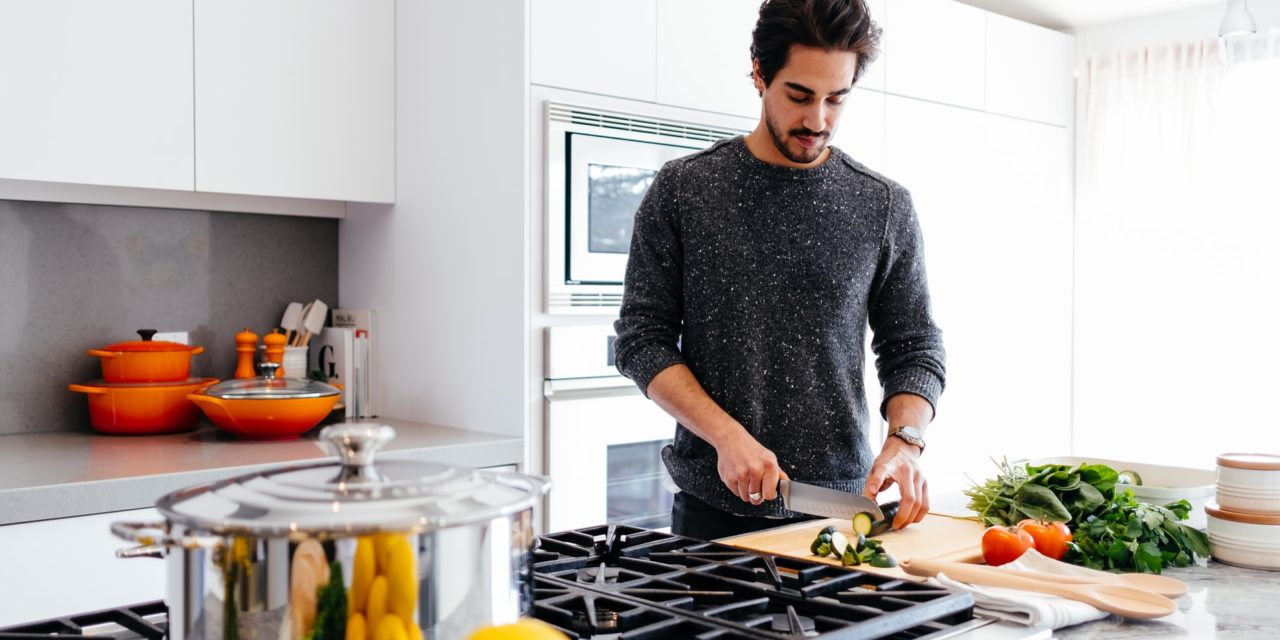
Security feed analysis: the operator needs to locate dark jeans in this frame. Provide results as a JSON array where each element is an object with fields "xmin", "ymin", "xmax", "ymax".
[{"xmin": 671, "ymin": 491, "xmax": 817, "ymax": 541}]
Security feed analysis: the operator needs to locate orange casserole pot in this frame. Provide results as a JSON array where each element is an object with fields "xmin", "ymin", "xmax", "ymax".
[
  {"xmin": 188, "ymin": 362, "xmax": 340, "ymax": 439},
  {"xmin": 89, "ymin": 329, "xmax": 205, "ymax": 383},
  {"xmin": 69, "ymin": 378, "xmax": 218, "ymax": 435}
]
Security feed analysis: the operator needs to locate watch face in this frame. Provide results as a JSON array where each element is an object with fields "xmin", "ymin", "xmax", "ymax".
[{"xmin": 895, "ymin": 426, "xmax": 922, "ymax": 440}]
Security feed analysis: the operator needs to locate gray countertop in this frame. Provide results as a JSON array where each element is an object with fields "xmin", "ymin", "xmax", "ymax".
[
  {"xmin": 0, "ymin": 418, "xmax": 523, "ymax": 525},
  {"xmin": 1055, "ymin": 560, "xmax": 1280, "ymax": 638}
]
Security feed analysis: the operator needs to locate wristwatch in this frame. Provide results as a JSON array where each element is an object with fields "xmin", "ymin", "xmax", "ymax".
[{"xmin": 888, "ymin": 425, "xmax": 926, "ymax": 453}]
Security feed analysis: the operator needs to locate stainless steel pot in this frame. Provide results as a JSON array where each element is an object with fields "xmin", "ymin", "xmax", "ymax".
[{"xmin": 113, "ymin": 423, "xmax": 548, "ymax": 640}]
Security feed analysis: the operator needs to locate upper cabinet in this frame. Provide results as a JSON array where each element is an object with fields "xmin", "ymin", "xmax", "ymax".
[
  {"xmin": 0, "ymin": 0, "xmax": 194, "ymax": 191},
  {"xmin": 985, "ymin": 13, "xmax": 1075, "ymax": 126},
  {"xmin": 882, "ymin": 0, "xmax": 987, "ymax": 111},
  {"xmin": 532, "ymin": 0, "xmax": 657, "ymax": 102},
  {"xmin": 195, "ymin": 0, "xmax": 394, "ymax": 202},
  {"xmin": 0, "ymin": 0, "xmax": 393, "ymax": 208},
  {"xmin": 655, "ymin": 0, "xmax": 760, "ymax": 119}
]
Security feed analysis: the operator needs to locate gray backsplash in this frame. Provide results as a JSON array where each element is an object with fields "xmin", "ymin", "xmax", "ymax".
[{"xmin": 0, "ymin": 199, "xmax": 339, "ymax": 435}]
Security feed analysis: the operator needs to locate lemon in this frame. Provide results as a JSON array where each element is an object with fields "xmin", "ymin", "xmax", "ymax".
[
  {"xmin": 373, "ymin": 532, "xmax": 403, "ymax": 576},
  {"xmin": 406, "ymin": 622, "xmax": 422, "ymax": 640},
  {"xmin": 373, "ymin": 614, "xmax": 408, "ymax": 640},
  {"xmin": 365, "ymin": 575, "xmax": 388, "ymax": 640},
  {"xmin": 467, "ymin": 619, "xmax": 568, "ymax": 640},
  {"xmin": 386, "ymin": 536, "xmax": 418, "ymax": 620},
  {"xmin": 346, "ymin": 613, "xmax": 366, "ymax": 640},
  {"xmin": 351, "ymin": 536, "xmax": 376, "ymax": 615}
]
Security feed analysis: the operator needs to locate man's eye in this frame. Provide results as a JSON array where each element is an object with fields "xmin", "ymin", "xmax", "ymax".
[
  {"xmin": 788, "ymin": 94, "xmax": 809, "ymax": 103},
  {"xmin": 828, "ymin": 97, "xmax": 846, "ymax": 106}
]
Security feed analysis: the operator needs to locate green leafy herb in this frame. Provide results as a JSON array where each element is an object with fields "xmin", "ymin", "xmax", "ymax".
[
  {"xmin": 1064, "ymin": 493, "xmax": 1210, "ymax": 574},
  {"xmin": 303, "ymin": 560, "xmax": 347, "ymax": 640}
]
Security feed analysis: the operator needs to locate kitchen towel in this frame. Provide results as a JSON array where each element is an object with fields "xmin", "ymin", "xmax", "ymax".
[{"xmin": 931, "ymin": 550, "xmax": 1111, "ymax": 629}]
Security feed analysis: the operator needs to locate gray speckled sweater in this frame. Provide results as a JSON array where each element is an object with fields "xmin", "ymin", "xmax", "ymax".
[{"xmin": 613, "ymin": 136, "xmax": 946, "ymax": 517}]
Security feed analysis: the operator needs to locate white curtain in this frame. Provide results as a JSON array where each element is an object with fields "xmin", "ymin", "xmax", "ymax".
[{"xmin": 1074, "ymin": 31, "xmax": 1280, "ymax": 467}]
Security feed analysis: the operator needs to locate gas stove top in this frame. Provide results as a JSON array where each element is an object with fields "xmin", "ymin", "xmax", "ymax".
[{"xmin": 529, "ymin": 524, "xmax": 982, "ymax": 639}]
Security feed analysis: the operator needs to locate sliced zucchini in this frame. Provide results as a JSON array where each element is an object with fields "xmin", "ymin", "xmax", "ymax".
[
  {"xmin": 1117, "ymin": 470, "xmax": 1144, "ymax": 486},
  {"xmin": 852, "ymin": 511, "xmax": 875, "ymax": 537},
  {"xmin": 868, "ymin": 501, "xmax": 901, "ymax": 537},
  {"xmin": 810, "ymin": 536, "xmax": 825, "ymax": 555},
  {"xmin": 867, "ymin": 553, "xmax": 898, "ymax": 568},
  {"xmin": 841, "ymin": 546, "xmax": 861, "ymax": 567},
  {"xmin": 820, "ymin": 524, "xmax": 839, "ymax": 535},
  {"xmin": 851, "ymin": 532, "xmax": 867, "ymax": 553},
  {"xmin": 814, "ymin": 542, "xmax": 832, "ymax": 557},
  {"xmin": 829, "ymin": 531, "xmax": 850, "ymax": 557}
]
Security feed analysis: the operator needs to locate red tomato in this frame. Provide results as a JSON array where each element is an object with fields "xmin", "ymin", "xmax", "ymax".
[
  {"xmin": 1018, "ymin": 519, "xmax": 1073, "ymax": 560},
  {"xmin": 981, "ymin": 525, "xmax": 1034, "ymax": 566}
]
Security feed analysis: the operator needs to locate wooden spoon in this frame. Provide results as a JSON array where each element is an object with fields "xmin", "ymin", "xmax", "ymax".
[
  {"xmin": 998, "ymin": 565, "xmax": 1188, "ymax": 598},
  {"xmin": 903, "ymin": 558, "xmax": 1176, "ymax": 619}
]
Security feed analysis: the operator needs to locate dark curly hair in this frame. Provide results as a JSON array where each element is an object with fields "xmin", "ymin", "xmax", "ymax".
[{"xmin": 750, "ymin": 0, "xmax": 882, "ymax": 87}]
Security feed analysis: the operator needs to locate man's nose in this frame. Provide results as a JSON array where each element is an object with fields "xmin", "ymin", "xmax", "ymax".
[{"xmin": 803, "ymin": 102, "xmax": 829, "ymax": 134}]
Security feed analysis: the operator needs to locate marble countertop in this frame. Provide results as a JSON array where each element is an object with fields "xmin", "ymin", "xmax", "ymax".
[
  {"xmin": 0, "ymin": 418, "xmax": 523, "ymax": 525},
  {"xmin": 1056, "ymin": 560, "xmax": 1280, "ymax": 639}
]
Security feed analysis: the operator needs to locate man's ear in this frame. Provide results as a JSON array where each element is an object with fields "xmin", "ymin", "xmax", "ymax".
[{"xmin": 751, "ymin": 59, "xmax": 764, "ymax": 97}]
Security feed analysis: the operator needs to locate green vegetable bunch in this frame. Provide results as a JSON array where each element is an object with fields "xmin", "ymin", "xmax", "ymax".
[
  {"xmin": 305, "ymin": 560, "xmax": 348, "ymax": 640},
  {"xmin": 964, "ymin": 458, "xmax": 1118, "ymax": 526},
  {"xmin": 1066, "ymin": 493, "xmax": 1210, "ymax": 574}
]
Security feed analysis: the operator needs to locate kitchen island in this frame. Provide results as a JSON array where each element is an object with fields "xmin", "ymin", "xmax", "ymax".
[{"xmin": 0, "ymin": 417, "xmax": 522, "ymax": 524}]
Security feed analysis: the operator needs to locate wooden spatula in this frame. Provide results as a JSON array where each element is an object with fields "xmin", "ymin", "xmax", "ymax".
[
  {"xmin": 1000, "ymin": 563, "xmax": 1188, "ymax": 598},
  {"xmin": 280, "ymin": 302, "xmax": 303, "ymax": 345},
  {"xmin": 297, "ymin": 299, "xmax": 328, "ymax": 347},
  {"xmin": 902, "ymin": 558, "xmax": 1177, "ymax": 619}
]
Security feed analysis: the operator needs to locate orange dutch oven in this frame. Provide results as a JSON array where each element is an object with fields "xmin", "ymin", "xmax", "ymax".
[
  {"xmin": 88, "ymin": 329, "xmax": 205, "ymax": 383},
  {"xmin": 188, "ymin": 362, "xmax": 340, "ymax": 439},
  {"xmin": 69, "ymin": 377, "xmax": 219, "ymax": 435}
]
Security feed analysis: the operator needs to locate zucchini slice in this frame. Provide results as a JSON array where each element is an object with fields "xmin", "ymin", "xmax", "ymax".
[
  {"xmin": 841, "ymin": 546, "xmax": 861, "ymax": 567},
  {"xmin": 829, "ymin": 531, "xmax": 850, "ymax": 557},
  {"xmin": 852, "ymin": 511, "xmax": 875, "ymax": 536},
  {"xmin": 1117, "ymin": 470, "xmax": 1144, "ymax": 486},
  {"xmin": 867, "ymin": 553, "xmax": 898, "ymax": 568}
]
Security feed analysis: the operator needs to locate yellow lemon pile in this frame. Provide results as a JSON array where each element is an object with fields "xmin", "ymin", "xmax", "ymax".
[{"xmin": 347, "ymin": 533, "xmax": 420, "ymax": 640}]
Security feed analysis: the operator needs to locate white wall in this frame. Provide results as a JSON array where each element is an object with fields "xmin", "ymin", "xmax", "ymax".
[
  {"xmin": 340, "ymin": 1, "xmax": 530, "ymax": 440},
  {"xmin": 1073, "ymin": 3, "xmax": 1280, "ymax": 58}
]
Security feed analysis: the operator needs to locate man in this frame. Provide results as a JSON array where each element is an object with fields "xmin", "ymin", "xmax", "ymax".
[{"xmin": 613, "ymin": 0, "xmax": 945, "ymax": 541}]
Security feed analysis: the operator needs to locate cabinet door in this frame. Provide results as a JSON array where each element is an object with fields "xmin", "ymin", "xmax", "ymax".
[
  {"xmin": 830, "ymin": 87, "xmax": 885, "ymax": 173},
  {"xmin": 882, "ymin": 0, "xmax": 985, "ymax": 110},
  {"xmin": 985, "ymin": 13, "xmax": 1075, "ymax": 126},
  {"xmin": 655, "ymin": 0, "xmax": 760, "ymax": 118},
  {"xmin": 194, "ymin": 0, "xmax": 394, "ymax": 202},
  {"xmin": 0, "ymin": 508, "xmax": 164, "ymax": 627},
  {"xmin": 532, "ymin": 0, "xmax": 657, "ymax": 101},
  {"xmin": 0, "ymin": 0, "xmax": 193, "ymax": 190},
  {"xmin": 883, "ymin": 95, "xmax": 1070, "ymax": 491}
]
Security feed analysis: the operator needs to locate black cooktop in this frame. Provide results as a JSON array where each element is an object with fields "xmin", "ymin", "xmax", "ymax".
[
  {"xmin": 0, "ymin": 525, "xmax": 977, "ymax": 640},
  {"xmin": 529, "ymin": 524, "xmax": 977, "ymax": 639}
]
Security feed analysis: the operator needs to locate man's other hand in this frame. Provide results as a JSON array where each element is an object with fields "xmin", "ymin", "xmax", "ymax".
[{"xmin": 863, "ymin": 437, "xmax": 928, "ymax": 529}]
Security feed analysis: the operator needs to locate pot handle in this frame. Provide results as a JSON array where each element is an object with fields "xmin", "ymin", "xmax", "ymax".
[
  {"xmin": 116, "ymin": 544, "xmax": 167, "ymax": 559},
  {"xmin": 112, "ymin": 520, "xmax": 221, "ymax": 551},
  {"xmin": 85, "ymin": 349, "xmax": 120, "ymax": 359},
  {"xmin": 68, "ymin": 383, "xmax": 107, "ymax": 395},
  {"xmin": 189, "ymin": 346, "xmax": 205, "ymax": 356}
]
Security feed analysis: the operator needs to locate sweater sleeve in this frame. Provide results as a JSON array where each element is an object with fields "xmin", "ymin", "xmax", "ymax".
[
  {"xmin": 868, "ymin": 185, "xmax": 947, "ymax": 419},
  {"xmin": 613, "ymin": 164, "xmax": 686, "ymax": 396}
]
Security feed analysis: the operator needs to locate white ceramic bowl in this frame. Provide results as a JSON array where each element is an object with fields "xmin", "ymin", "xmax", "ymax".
[{"xmin": 1205, "ymin": 502, "xmax": 1280, "ymax": 570}]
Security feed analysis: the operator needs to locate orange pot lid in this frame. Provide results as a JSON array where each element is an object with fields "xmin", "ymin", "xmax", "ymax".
[
  {"xmin": 1217, "ymin": 453, "xmax": 1280, "ymax": 471},
  {"xmin": 101, "ymin": 329, "xmax": 200, "ymax": 353},
  {"xmin": 78, "ymin": 377, "xmax": 218, "ymax": 389},
  {"xmin": 1206, "ymin": 502, "xmax": 1280, "ymax": 525}
]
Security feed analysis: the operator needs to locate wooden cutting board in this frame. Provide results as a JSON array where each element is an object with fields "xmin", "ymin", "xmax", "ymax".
[{"xmin": 719, "ymin": 514, "xmax": 985, "ymax": 581}]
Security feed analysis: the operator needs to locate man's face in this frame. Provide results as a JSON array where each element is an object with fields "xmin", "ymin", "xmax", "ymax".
[{"xmin": 755, "ymin": 45, "xmax": 857, "ymax": 166}]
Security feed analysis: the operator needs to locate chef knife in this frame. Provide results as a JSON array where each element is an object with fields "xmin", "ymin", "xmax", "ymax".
[{"xmin": 778, "ymin": 479, "xmax": 885, "ymax": 521}]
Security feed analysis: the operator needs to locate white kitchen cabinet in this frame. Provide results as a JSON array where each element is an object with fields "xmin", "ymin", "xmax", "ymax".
[
  {"xmin": 830, "ymin": 87, "xmax": 886, "ymax": 173},
  {"xmin": 985, "ymin": 12, "xmax": 1075, "ymax": 126},
  {"xmin": 883, "ymin": 95, "xmax": 1071, "ymax": 491},
  {"xmin": 655, "ymin": 0, "xmax": 760, "ymax": 118},
  {"xmin": 0, "ymin": 508, "xmax": 164, "ymax": 627},
  {"xmin": 532, "ymin": 0, "xmax": 657, "ymax": 102},
  {"xmin": 194, "ymin": 0, "xmax": 394, "ymax": 203},
  {"xmin": 882, "ymin": 0, "xmax": 986, "ymax": 110},
  {"xmin": 0, "ymin": 0, "xmax": 193, "ymax": 191}
]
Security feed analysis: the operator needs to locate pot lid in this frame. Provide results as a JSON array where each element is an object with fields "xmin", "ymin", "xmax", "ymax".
[
  {"xmin": 155, "ymin": 423, "xmax": 548, "ymax": 535},
  {"xmin": 199, "ymin": 362, "xmax": 340, "ymax": 399},
  {"xmin": 1217, "ymin": 453, "xmax": 1280, "ymax": 471},
  {"xmin": 101, "ymin": 329, "xmax": 200, "ymax": 353}
]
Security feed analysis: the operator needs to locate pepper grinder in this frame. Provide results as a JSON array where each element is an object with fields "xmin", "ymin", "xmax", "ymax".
[
  {"xmin": 263, "ymin": 329, "xmax": 287, "ymax": 379},
  {"xmin": 234, "ymin": 328, "xmax": 259, "ymax": 380}
]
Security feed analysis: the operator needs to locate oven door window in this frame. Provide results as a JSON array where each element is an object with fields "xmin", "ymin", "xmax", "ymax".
[
  {"xmin": 566, "ymin": 133, "xmax": 697, "ymax": 285},
  {"xmin": 607, "ymin": 439, "xmax": 674, "ymax": 529}
]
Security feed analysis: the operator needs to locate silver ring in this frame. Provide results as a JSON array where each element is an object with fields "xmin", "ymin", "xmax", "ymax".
[{"xmin": 748, "ymin": 492, "xmax": 762, "ymax": 501}]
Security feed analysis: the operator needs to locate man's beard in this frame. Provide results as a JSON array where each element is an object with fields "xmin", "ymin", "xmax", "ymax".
[{"xmin": 764, "ymin": 102, "xmax": 828, "ymax": 164}]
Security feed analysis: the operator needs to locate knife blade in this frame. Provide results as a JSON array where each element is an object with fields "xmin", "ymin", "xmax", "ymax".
[{"xmin": 778, "ymin": 479, "xmax": 885, "ymax": 521}]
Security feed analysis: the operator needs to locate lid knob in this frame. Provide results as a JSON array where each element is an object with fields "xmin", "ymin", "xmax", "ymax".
[
  {"xmin": 137, "ymin": 329, "xmax": 158, "ymax": 342},
  {"xmin": 256, "ymin": 361, "xmax": 282, "ymax": 378},
  {"xmin": 320, "ymin": 423, "xmax": 396, "ymax": 483}
]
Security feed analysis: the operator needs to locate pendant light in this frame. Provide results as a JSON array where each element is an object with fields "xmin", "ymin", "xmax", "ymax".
[{"xmin": 1219, "ymin": 0, "xmax": 1257, "ymax": 37}]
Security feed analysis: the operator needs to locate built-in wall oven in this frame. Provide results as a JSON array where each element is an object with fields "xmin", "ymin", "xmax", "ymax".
[{"xmin": 544, "ymin": 101, "xmax": 745, "ymax": 313}]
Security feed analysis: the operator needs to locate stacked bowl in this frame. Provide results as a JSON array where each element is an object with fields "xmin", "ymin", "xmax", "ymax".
[
  {"xmin": 69, "ymin": 330, "xmax": 216, "ymax": 435},
  {"xmin": 1205, "ymin": 453, "xmax": 1280, "ymax": 570}
]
